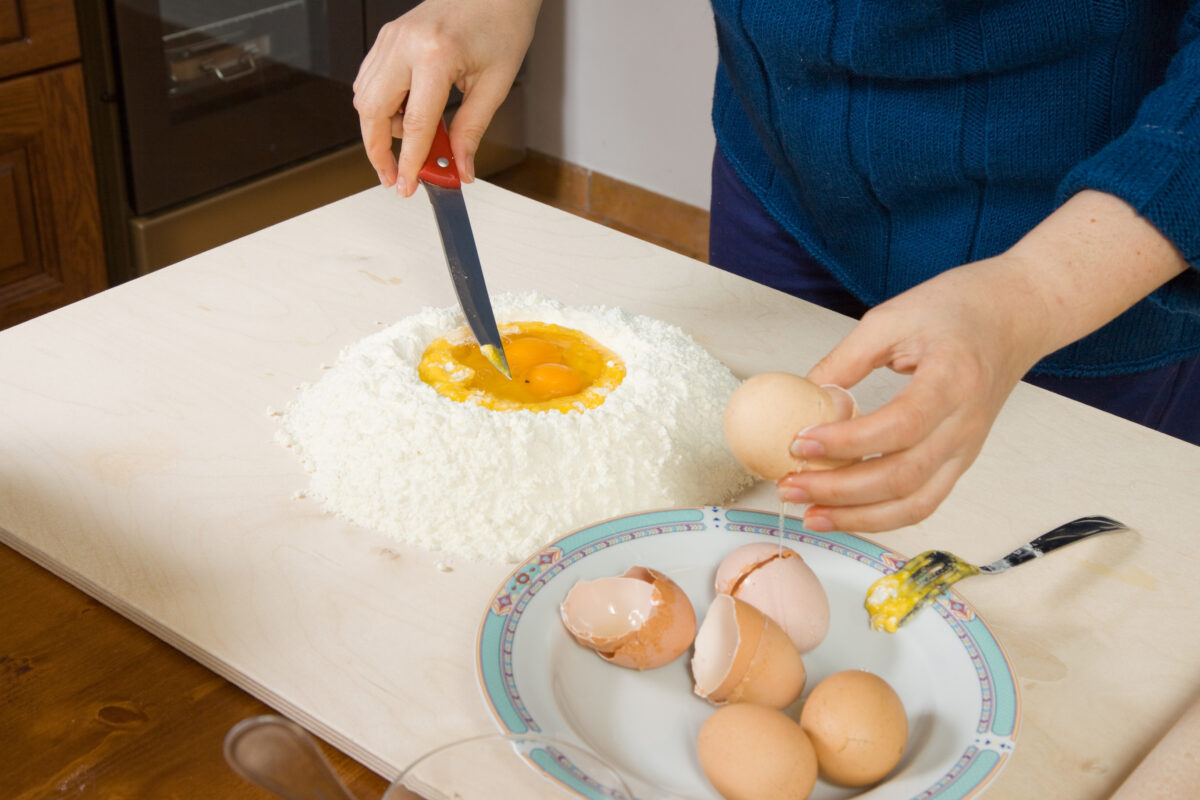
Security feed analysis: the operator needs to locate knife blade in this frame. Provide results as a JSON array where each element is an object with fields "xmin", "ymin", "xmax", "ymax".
[{"xmin": 418, "ymin": 117, "xmax": 511, "ymax": 379}]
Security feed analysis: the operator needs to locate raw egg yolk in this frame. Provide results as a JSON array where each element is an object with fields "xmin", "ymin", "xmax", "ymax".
[
  {"xmin": 418, "ymin": 321, "xmax": 625, "ymax": 413},
  {"xmin": 505, "ymin": 337, "xmax": 564, "ymax": 375},
  {"xmin": 525, "ymin": 362, "xmax": 587, "ymax": 399}
]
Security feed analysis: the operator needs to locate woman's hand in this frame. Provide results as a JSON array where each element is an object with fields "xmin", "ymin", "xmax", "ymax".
[
  {"xmin": 779, "ymin": 190, "xmax": 1189, "ymax": 533},
  {"xmin": 778, "ymin": 254, "xmax": 1054, "ymax": 532},
  {"xmin": 353, "ymin": 0, "xmax": 542, "ymax": 196}
]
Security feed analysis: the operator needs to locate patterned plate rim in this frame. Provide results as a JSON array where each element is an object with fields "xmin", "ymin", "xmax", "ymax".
[{"xmin": 475, "ymin": 506, "xmax": 1021, "ymax": 800}]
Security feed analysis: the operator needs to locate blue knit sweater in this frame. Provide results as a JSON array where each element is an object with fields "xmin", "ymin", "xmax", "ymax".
[{"xmin": 711, "ymin": 0, "xmax": 1200, "ymax": 377}]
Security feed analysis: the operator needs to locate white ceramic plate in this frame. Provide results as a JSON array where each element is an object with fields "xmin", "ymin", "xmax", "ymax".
[{"xmin": 477, "ymin": 507, "xmax": 1019, "ymax": 799}]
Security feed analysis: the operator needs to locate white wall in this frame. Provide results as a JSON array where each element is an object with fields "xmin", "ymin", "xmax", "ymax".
[{"xmin": 522, "ymin": 0, "xmax": 719, "ymax": 210}]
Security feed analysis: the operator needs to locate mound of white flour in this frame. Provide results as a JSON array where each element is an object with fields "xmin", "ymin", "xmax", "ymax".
[{"xmin": 276, "ymin": 291, "xmax": 752, "ymax": 562}]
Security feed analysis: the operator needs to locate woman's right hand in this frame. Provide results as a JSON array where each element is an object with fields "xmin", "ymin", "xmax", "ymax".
[{"xmin": 353, "ymin": 0, "xmax": 542, "ymax": 196}]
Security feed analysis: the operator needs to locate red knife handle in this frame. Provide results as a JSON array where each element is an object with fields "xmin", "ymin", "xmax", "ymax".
[{"xmin": 417, "ymin": 116, "xmax": 461, "ymax": 189}]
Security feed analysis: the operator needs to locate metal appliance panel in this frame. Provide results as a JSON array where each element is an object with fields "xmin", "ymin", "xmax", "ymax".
[{"xmin": 111, "ymin": 0, "xmax": 364, "ymax": 215}]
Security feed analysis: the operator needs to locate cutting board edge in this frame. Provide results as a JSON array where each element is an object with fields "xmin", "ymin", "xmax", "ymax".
[{"xmin": 0, "ymin": 523, "xmax": 398, "ymax": 784}]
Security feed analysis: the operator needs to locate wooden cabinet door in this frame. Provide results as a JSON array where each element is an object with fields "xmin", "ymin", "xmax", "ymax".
[
  {"xmin": 0, "ymin": 0, "xmax": 79, "ymax": 80},
  {"xmin": 0, "ymin": 64, "xmax": 105, "ymax": 329}
]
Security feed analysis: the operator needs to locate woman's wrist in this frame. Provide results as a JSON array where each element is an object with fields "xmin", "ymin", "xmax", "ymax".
[{"xmin": 1003, "ymin": 189, "xmax": 1189, "ymax": 358}]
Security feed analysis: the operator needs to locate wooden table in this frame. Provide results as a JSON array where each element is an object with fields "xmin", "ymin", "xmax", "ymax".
[
  {"xmin": 0, "ymin": 543, "xmax": 388, "ymax": 799},
  {"xmin": 2, "ymin": 182, "xmax": 1199, "ymax": 798}
]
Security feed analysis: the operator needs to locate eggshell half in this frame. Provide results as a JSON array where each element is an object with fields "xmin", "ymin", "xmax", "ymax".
[
  {"xmin": 698, "ymin": 703, "xmax": 818, "ymax": 800},
  {"xmin": 691, "ymin": 594, "xmax": 806, "ymax": 708},
  {"xmin": 799, "ymin": 669, "xmax": 908, "ymax": 787},
  {"xmin": 723, "ymin": 372, "xmax": 858, "ymax": 480},
  {"xmin": 715, "ymin": 543, "xmax": 830, "ymax": 653},
  {"xmin": 559, "ymin": 566, "xmax": 696, "ymax": 669}
]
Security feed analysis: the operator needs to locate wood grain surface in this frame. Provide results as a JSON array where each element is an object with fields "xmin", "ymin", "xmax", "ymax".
[
  {"xmin": 0, "ymin": 158, "xmax": 698, "ymax": 800},
  {"xmin": 1110, "ymin": 690, "xmax": 1200, "ymax": 799},
  {"xmin": 2, "ymin": 181, "xmax": 1199, "ymax": 798},
  {"xmin": 0, "ymin": 63, "xmax": 107, "ymax": 329},
  {"xmin": 0, "ymin": 542, "xmax": 389, "ymax": 799},
  {"xmin": 0, "ymin": 0, "xmax": 80, "ymax": 80}
]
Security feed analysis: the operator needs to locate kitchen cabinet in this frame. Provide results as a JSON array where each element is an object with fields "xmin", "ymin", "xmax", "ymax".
[{"xmin": 0, "ymin": 0, "xmax": 105, "ymax": 330}]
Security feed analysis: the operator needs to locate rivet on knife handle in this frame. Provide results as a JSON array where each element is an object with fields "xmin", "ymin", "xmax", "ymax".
[{"xmin": 418, "ymin": 116, "xmax": 460, "ymax": 189}]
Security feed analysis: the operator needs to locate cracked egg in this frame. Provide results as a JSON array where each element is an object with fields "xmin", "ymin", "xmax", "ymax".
[
  {"xmin": 691, "ymin": 594, "xmax": 807, "ymax": 708},
  {"xmin": 715, "ymin": 543, "xmax": 830, "ymax": 654},
  {"xmin": 723, "ymin": 372, "xmax": 859, "ymax": 478},
  {"xmin": 559, "ymin": 566, "xmax": 696, "ymax": 669}
]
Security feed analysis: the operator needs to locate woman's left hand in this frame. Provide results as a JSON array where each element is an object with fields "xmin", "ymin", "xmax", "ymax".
[
  {"xmin": 778, "ymin": 190, "xmax": 1189, "ymax": 533},
  {"xmin": 777, "ymin": 254, "xmax": 1053, "ymax": 533}
]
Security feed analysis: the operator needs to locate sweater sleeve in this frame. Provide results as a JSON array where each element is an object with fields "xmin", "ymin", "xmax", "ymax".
[{"xmin": 1058, "ymin": 8, "xmax": 1200, "ymax": 313}]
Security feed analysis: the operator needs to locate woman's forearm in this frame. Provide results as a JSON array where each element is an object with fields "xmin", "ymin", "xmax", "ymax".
[
  {"xmin": 1005, "ymin": 189, "xmax": 1189, "ymax": 362},
  {"xmin": 787, "ymin": 189, "xmax": 1191, "ymax": 532}
]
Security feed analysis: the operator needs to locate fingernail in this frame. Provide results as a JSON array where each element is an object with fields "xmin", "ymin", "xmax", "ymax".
[
  {"xmin": 377, "ymin": 170, "xmax": 389, "ymax": 188},
  {"xmin": 790, "ymin": 437, "xmax": 824, "ymax": 459},
  {"xmin": 464, "ymin": 156, "xmax": 476, "ymax": 183},
  {"xmin": 779, "ymin": 486, "xmax": 811, "ymax": 504},
  {"xmin": 395, "ymin": 176, "xmax": 408, "ymax": 196},
  {"xmin": 805, "ymin": 514, "xmax": 834, "ymax": 533}
]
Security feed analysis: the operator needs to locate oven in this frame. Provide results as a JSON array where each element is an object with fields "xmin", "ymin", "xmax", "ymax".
[
  {"xmin": 78, "ymin": 1, "xmax": 526, "ymax": 282},
  {"xmin": 113, "ymin": 0, "xmax": 366, "ymax": 216}
]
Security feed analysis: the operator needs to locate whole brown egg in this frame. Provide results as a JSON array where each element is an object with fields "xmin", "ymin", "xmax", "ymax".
[
  {"xmin": 697, "ymin": 703, "xmax": 818, "ymax": 800},
  {"xmin": 799, "ymin": 669, "xmax": 908, "ymax": 787}
]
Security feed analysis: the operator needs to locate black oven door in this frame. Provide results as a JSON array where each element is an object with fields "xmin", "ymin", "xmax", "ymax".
[{"xmin": 112, "ymin": 0, "xmax": 365, "ymax": 215}]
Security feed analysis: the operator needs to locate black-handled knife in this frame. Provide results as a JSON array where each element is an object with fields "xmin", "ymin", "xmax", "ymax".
[{"xmin": 418, "ymin": 117, "xmax": 511, "ymax": 379}]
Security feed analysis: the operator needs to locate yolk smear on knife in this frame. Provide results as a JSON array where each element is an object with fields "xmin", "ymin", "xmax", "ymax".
[{"xmin": 418, "ymin": 321, "xmax": 625, "ymax": 413}]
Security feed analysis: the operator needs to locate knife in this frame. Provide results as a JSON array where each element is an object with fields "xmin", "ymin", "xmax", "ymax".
[{"xmin": 418, "ymin": 117, "xmax": 511, "ymax": 379}]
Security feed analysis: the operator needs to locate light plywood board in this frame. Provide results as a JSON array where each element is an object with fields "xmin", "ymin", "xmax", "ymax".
[{"xmin": 2, "ymin": 182, "xmax": 1199, "ymax": 797}]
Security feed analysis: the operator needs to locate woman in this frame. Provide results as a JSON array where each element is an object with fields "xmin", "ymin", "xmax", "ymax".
[{"xmin": 353, "ymin": 0, "xmax": 1200, "ymax": 533}]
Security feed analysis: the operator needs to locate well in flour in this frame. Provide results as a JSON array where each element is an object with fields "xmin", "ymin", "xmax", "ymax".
[{"xmin": 276, "ymin": 291, "xmax": 752, "ymax": 562}]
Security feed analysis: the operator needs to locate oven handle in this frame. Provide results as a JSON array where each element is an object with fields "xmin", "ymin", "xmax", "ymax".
[{"xmin": 202, "ymin": 46, "xmax": 260, "ymax": 82}]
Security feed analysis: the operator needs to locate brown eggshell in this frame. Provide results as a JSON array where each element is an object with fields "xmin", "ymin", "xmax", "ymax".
[
  {"xmin": 697, "ymin": 703, "xmax": 818, "ymax": 800},
  {"xmin": 714, "ymin": 543, "xmax": 831, "ymax": 654},
  {"xmin": 559, "ymin": 566, "xmax": 696, "ymax": 670},
  {"xmin": 691, "ymin": 594, "xmax": 807, "ymax": 708},
  {"xmin": 799, "ymin": 669, "xmax": 908, "ymax": 787},
  {"xmin": 723, "ymin": 372, "xmax": 858, "ymax": 479}
]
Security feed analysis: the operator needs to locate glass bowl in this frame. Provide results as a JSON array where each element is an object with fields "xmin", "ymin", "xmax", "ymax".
[{"xmin": 383, "ymin": 733, "xmax": 634, "ymax": 799}]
